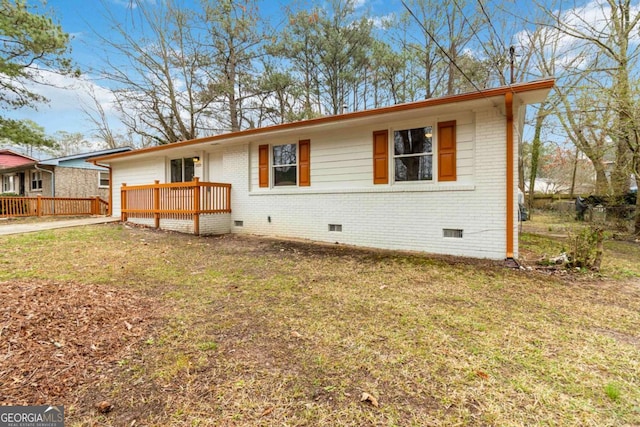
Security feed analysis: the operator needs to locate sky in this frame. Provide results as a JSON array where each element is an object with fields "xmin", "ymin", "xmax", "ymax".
[
  {"xmin": 3, "ymin": 0, "xmax": 405, "ymax": 144},
  {"xmin": 3, "ymin": 0, "xmax": 590, "ymax": 147}
]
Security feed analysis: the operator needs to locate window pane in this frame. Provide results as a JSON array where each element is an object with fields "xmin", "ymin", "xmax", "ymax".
[
  {"xmin": 274, "ymin": 166, "xmax": 297, "ymax": 186},
  {"xmin": 394, "ymin": 127, "xmax": 432, "ymax": 155},
  {"xmin": 273, "ymin": 144, "xmax": 296, "ymax": 166},
  {"xmin": 99, "ymin": 172, "xmax": 109, "ymax": 187},
  {"xmin": 184, "ymin": 158, "xmax": 195, "ymax": 182},
  {"xmin": 170, "ymin": 159, "xmax": 182, "ymax": 182},
  {"xmin": 395, "ymin": 155, "xmax": 432, "ymax": 181}
]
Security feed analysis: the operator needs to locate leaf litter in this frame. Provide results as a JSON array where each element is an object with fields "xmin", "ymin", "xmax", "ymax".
[{"xmin": 0, "ymin": 279, "xmax": 160, "ymax": 406}]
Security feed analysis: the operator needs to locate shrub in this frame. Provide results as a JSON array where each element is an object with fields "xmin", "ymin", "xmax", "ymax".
[{"xmin": 567, "ymin": 226, "xmax": 605, "ymax": 271}]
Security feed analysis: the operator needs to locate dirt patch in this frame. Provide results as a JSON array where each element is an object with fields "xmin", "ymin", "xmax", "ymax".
[{"xmin": 0, "ymin": 279, "xmax": 162, "ymax": 406}]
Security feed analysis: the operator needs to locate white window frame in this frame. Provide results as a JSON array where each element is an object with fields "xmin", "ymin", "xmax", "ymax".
[
  {"xmin": 272, "ymin": 143, "xmax": 298, "ymax": 187},
  {"xmin": 392, "ymin": 125, "xmax": 434, "ymax": 183},
  {"xmin": 2, "ymin": 175, "xmax": 15, "ymax": 193},
  {"xmin": 31, "ymin": 171, "xmax": 43, "ymax": 191},
  {"xmin": 98, "ymin": 171, "xmax": 109, "ymax": 188}
]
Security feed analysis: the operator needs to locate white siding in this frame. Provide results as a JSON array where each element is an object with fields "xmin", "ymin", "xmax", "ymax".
[
  {"xmin": 109, "ymin": 104, "xmax": 518, "ymax": 260},
  {"xmin": 111, "ymin": 157, "xmax": 164, "ymax": 216},
  {"xmin": 227, "ymin": 107, "xmax": 508, "ymax": 259}
]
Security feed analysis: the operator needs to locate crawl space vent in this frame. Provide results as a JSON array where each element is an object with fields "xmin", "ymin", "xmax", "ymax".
[
  {"xmin": 234, "ymin": 220, "xmax": 244, "ymax": 227},
  {"xmin": 328, "ymin": 224, "xmax": 342, "ymax": 232},
  {"xmin": 443, "ymin": 228, "xmax": 463, "ymax": 238}
]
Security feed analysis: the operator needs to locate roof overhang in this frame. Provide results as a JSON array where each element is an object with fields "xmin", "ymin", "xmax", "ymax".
[{"xmin": 91, "ymin": 79, "xmax": 555, "ymax": 164}]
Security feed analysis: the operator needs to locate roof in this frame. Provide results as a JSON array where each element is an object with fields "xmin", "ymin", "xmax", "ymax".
[
  {"xmin": 91, "ymin": 79, "xmax": 555, "ymax": 164},
  {"xmin": 0, "ymin": 149, "xmax": 37, "ymax": 169},
  {"xmin": 39, "ymin": 146, "xmax": 133, "ymax": 166}
]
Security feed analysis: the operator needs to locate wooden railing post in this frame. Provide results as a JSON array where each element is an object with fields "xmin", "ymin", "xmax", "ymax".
[
  {"xmin": 121, "ymin": 183, "xmax": 127, "ymax": 221},
  {"xmin": 36, "ymin": 195, "xmax": 42, "ymax": 217},
  {"xmin": 193, "ymin": 177, "xmax": 200, "ymax": 235},
  {"xmin": 153, "ymin": 180, "xmax": 160, "ymax": 229}
]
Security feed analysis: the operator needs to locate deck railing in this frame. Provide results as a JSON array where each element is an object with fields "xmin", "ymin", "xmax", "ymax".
[
  {"xmin": 0, "ymin": 196, "xmax": 109, "ymax": 218},
  {"xmin": 121, "ymin": 178, "xmax": 231, "ymax": 235}
]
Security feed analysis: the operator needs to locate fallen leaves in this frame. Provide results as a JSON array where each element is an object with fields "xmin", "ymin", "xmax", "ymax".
[
  {"xmin": 360, "ymin": 392, "xmax": 379, "ymax": 407},
  {"xmin": 0, "ymin": 279, "xmax": 159, "ymax": 406}
]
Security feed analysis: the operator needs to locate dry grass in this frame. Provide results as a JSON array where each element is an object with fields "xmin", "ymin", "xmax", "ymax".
[{"xmin": 0, "ymin": 222, "xmax": 639, "ymax": 426}]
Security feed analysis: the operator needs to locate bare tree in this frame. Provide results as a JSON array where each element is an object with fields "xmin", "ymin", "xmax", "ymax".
[
  {"xmin": 537, "ymin": 0, "xmax": 640, "ymax": 232},
  {"xmin": 95, "ymin": 0, "xmax": 215, "ymax": 144}
]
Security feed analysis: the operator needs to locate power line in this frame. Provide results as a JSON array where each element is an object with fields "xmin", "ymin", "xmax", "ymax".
[
  {"xmin": 400, "ymin": 0, "xmax": 484, "ymax": 95},
  {"xmin": 451, "ymin": 0, "xmax": 511, "ymax": 85},
  {"xmin": 475, "ymin": 0, "xmax": 518, "ymax": 84},
  {"xmin": 477, "ymin": 0, "xmax": 509, "ymax": 53}
]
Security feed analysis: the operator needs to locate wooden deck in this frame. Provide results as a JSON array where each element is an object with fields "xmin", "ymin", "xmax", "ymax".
[{"xmin": 120, "ymin": 178, "xmax": 231, "ymax": 235}]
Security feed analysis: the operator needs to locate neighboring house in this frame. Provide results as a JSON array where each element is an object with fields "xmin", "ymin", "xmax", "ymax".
[
  {"xmin": 0, "ymin": 147, "xmax": 132, "ymax": 199},
  {"xmin": 0, "ymin": 149, "xmax": 38, "ymax": 195},
  {"xmin": 92, "ymin": 79, "xmax": 554, "ymax": 260}
]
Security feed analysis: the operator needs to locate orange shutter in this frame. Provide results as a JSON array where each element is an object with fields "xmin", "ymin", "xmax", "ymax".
[
  {"xmin": 298, "ymin": 139, "xmax": 310, "ymax": 186},
  {"xmin": 258, "ymin": 144, "xmax": 269, "ymax": 187},
  {"xmin": 438, "ymin": 121, "xmax": 457, "ymax": 182},
  {"xmin": 373, "ymin": 130, "xmax": 388, "ymax": 184}
]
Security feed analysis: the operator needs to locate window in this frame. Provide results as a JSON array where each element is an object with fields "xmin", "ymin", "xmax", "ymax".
[
  {"xmin": 272, "ymin": 144, "xmax": 297, "ymax": 186},
  {"xmin": 98, "ymin": 171, "xmax": 109, "ymax": 188},
  {"xmin": 170, "ymin": 158, "xmax": 195, "ymax": 183},
  {"xmin": 393, "ymin": 126, "xmax": 433, "ymax": 181},
  {"xmin": 2, "ymin": 175, "xmax": 15, "ymax": 193},
  {"xmin": 31, "ymin": 171, "xmax": 42, "ymax": 191}
]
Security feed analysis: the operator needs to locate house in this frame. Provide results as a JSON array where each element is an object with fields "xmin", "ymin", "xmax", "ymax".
[
  {"xmin": 0, "ymin": 147, "xmax": 132, "ymax": 199},
  {"xmin": 0, "ymin": 149, "xmax": 38, "ymax": 195},
  {"xmin": 91, "ymin": 79, "xmax": 554, "ymax": 260}
]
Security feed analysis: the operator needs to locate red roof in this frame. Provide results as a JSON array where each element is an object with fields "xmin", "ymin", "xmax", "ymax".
[{"xmin": 0, "ymin": 150, "xmax": 37, "ymax": 169}]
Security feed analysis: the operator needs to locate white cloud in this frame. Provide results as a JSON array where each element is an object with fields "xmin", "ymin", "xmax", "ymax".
[
  {"xmin": 2, "ymin": 68, "xmax": 126, "ymax": 140},
  {"xmin": 370, "ymin": 12, "xmax": 395, "ymax": 29}
]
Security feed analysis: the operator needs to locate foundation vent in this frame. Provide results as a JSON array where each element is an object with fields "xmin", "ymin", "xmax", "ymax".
[
  {"xmin": 328, "ymin": 224, "xmax": 342, "ymax": 232},
  {"xmin": 443, "ymin": 228, "xmax": 463, "ymax": 238},
  {"xmin": 234, "ymin": 220, "xmax": 244, "ymax": 227}
]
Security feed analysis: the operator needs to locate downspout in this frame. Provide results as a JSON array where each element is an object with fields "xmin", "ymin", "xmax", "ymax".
[
  {"xmin": 34, "ymin": 164, "xmax": 54, "ymax": 197},
  {"xmin": 91, "ymin": 160, "xmax": 113, "ymax": 216},
  {"xmin": 505, "ymin": 92, "xmax": 515, "ymax": 259}
]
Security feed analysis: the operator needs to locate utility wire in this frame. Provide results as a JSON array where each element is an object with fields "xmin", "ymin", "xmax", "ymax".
[
  {"xmin": 477, "ymin": 0, "xmax": 509, "ymax": 53},
  {"xmin": 475, "ymin": 0, "xmax": 518, "ymax": 84},
  {"xmin": 400, "ymin": 0, "xmax": 485, "ymax": 95},
  {"xmin": 451, "ymin": 0, "xmax": 511, "ymax": 85}
]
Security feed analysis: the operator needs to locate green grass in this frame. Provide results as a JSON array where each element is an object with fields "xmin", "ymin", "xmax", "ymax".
[{"xmin": 1, "ymin": 223, "xmax": 639, "ymax": 426}]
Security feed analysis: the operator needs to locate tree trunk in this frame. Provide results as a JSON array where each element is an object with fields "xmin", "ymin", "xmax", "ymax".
[
  {"xmin": 594, "ymin": 165, "xmax": 610, "ymax": 195},
  {"xmin": 527, "ymin": 111, "xmax": 544, "ymax": 214},
  {"xmin": 635, "ymin": 172, "xmax": 640, "ymax": 235}
]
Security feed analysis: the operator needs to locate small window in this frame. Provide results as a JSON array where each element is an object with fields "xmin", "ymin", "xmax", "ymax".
[
  {"xmin": 170, "ymin": 158, "xmax": 195, "ymax": 183},
  {"xmin": 98, "ymin": 171, "xmax": 109, "ymax": 188},
  {"xmin": 31, "ymin": 171, "xmax": 42, "ymax": 191},
  {"xmin": 393, "ymin": 126, "xmax": 433, "ymax": 181},
  {"xmin": 443, "ymin": 229, "xmax": 463, "ymax": 238},
  {"xmin": 2, "ymin": 175, "xmax": 15, "ymax": 193},
  {"xmin": 328, "ymin": 224, "xmax": 342, "ymax": 232},
  {"xmin": 272, "ymin": 144, "xmax": 297, "ymax": 186}
]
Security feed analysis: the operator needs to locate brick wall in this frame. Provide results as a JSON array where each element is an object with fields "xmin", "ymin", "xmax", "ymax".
[{"xmin": 54, "ymin": 168, "xmax": 108, "ymax": 199}]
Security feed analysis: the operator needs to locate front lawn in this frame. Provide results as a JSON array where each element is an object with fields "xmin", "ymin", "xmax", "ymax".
[{"xmin": 1, "ymin": 224, "xmax": 638, "ymax": 426}]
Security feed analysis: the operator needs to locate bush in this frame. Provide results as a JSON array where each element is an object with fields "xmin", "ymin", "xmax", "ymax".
[{"xmin": 567, "ymin": 226, "xmax": 605, "ymax": 271}]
